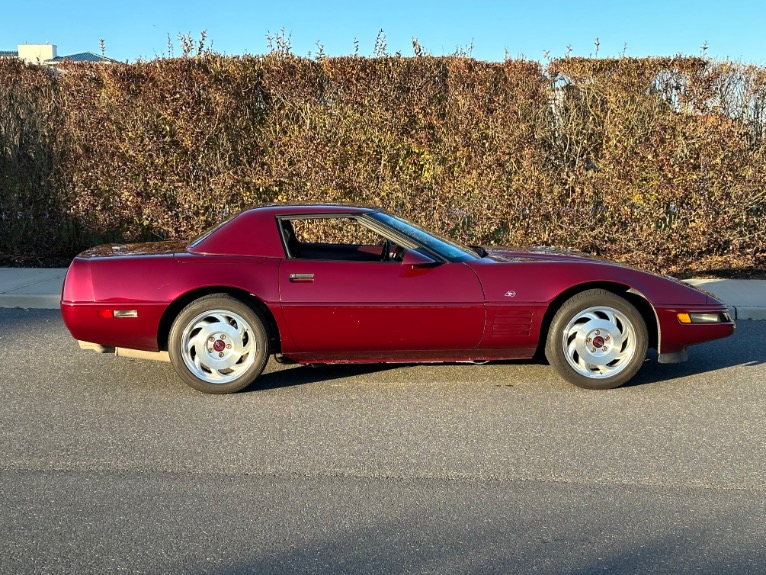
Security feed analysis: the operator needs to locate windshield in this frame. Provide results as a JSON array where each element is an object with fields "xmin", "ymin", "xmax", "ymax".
[{"xmin": 369, "ymin": 212, "xmax": 479, "ymax": 262}]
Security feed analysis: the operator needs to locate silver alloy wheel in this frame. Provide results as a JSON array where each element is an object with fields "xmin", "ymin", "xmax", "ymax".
[
  {"xmin": 561, "ymin": 305, "xmax": 637, "ymax": 380},
  {"xmin": 179, "ymin": 309, "xmax": 257, "ymax": 384}
]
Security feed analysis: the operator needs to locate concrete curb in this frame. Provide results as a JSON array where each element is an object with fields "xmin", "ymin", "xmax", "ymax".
[
  {"xmin": 732, "ymin": 306, "xmax": 766, "ymax": 321},
  {"xmin": 0, "ymin": 268, "xmax": 67, "ymax": 310},
  {"xmin": 0, "ymin": 294, "xmax": 61, "ymax": 310},
  {"xmin": 684, "ymin": 278, "xmax": 766, "ymax": 321}
]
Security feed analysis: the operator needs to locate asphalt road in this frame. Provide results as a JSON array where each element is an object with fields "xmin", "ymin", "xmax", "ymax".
[{"xmin": 1, "ymin": 309, "xmax": 764, "ymax": 575}]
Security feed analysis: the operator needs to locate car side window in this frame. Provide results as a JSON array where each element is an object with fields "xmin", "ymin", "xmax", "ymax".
[{"xmin": 281, "ymin": 217, "xmax": 403, "ymax": 262}]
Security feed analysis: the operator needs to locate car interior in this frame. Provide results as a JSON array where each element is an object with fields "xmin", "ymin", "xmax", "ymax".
[{"xmin": 279, "ymin": 217, "xmax": 405, "ymax": 262}]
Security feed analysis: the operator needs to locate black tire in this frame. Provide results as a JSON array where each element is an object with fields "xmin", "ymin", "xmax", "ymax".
[
  {"xmin": 545, "ymin": 289, "xmax": 648, "ymax": 390},
  {"xmin": 168, "ymin": 294, "xmax": 269, "ymax": 394}
]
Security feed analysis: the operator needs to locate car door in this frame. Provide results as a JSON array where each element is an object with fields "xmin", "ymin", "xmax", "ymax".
[{"xmin": 279, "ymin": 257, "xmax": 485, "ymax": 355}]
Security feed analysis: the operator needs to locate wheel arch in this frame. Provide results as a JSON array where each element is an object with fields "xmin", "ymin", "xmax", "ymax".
[
  {"xmin": 536, "ymin": 281, "xmax": 659, "ymax": 358},
  {"xmin": 157, "ymin": 287, "xmax": 281, "ymax": 354}
]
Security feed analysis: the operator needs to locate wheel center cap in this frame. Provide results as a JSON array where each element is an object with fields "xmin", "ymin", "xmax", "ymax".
[
  {"xmin": 592, "ymin": 335, "xmax": 605, "ymax": 348},
  {"xmin": 213, "ymin": 339, "xmax": 226, "ymax": 352}
]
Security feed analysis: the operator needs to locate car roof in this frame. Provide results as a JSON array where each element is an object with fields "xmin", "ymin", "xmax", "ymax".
[{"xmin": 187, "ymin": 204, "xmax": 380, "ymax": 258}]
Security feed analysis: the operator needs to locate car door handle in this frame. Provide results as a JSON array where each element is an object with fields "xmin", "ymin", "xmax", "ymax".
[{"xmin": 289, "ymin": 273, "xmax": 315, "ymax": 283}]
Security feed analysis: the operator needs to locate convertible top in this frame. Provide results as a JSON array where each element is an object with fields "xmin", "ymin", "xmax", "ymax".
[{"xmin": 188, "ymin": 204, "xmax": 378, "ymax": 258}]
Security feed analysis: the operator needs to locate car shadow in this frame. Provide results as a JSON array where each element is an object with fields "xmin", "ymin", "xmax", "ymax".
[
  {"xmin": 625, "ymin": 321, "xmax": 764, "ymax": 387},
  {"xmin": 243, "ymin": 363, "xmax": 404, "ymax": 392},
  {"xmin": 243, "ymin": 321, "xmax": 763, "ymax": 392}
]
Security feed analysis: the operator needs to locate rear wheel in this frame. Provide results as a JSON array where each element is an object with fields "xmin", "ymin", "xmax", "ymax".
[
  {"xmin": 168, "ymin": 295, "xmax": 269, "ymax": 394},
  {"xmin": 545, "ymin": 289, "xmax": 648, "ymax": 389}
]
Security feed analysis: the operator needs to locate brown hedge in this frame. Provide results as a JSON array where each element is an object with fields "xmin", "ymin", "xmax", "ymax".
[{"xmin": 0, "ymin": 54, "xmax": 764, "ymax": 273}]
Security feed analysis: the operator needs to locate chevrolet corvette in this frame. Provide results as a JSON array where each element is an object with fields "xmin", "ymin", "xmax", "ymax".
[{"xmin": 61, "ymin": 205, "xmax": 735, "ymax": 393}]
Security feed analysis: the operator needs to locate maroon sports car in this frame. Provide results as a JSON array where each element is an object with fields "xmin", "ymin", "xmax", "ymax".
[{"xmin": 61, "ymin": 204, "xmax": 735, "ymax": 393}]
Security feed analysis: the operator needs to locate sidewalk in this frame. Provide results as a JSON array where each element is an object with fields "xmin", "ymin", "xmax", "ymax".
[
  {"xmin": 0, "ymin": 267, "xmax": 764, "ymax": 320},
  {"xmin": 684, "ymin": 278, "xmax": 766, "ymax": 320},
  {"xmin": 0, "ymin": 268, "xmax": 67, "ymax": 310}
]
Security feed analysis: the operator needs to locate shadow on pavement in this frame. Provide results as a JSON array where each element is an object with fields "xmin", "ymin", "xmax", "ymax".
[{"xmin": 247, "ymin": 363, "xmax": 404, "ymax": 392}]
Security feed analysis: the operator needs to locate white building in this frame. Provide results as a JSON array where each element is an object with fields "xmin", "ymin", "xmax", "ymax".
[{"xmin": 0, "ymin": 43, "xmax": 113, "ymax": 64}]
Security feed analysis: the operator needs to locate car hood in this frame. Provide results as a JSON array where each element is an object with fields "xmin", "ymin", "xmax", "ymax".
[
  {"xmin": 479, "ymin": 245, "xmax": 727, "ymax": 307},
  {"xmin": 484, "ymin": 246, "xmax": 608, "ymax": 264}
]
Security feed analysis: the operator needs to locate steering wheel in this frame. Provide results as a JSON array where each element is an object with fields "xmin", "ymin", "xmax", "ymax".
[{"xmin": 381, "ymin": 238, "xmax": 392, "ymax": 261}]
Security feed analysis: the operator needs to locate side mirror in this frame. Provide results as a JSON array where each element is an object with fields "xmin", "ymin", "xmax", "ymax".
[{"xmin": 401, "ymin": 250, "xmax": 437, "ymax": 268}]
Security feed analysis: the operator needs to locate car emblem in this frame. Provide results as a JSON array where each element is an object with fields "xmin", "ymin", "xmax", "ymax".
[{"xmin": 504, "ymin": 290, "xmax": 516, "ymax": 298}]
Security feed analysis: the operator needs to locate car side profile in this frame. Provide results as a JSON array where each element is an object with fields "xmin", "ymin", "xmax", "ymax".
[{"xmin": 61, "ymin": 205, "xmax": 735, "ymax": 393}]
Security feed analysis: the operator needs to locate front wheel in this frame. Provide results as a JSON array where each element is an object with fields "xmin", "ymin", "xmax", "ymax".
[
  {"xmin": 168, "ymin": 294, "xmax": 269, "ymax": 394},
  {"xmin": 545, "ymin": 289, "xmax": 648, "ymax": 390}
]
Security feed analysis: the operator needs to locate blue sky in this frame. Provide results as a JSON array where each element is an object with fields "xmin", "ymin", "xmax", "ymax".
[{"xmin": 3, "ymin": 0, "xmax": 766, "ymax": 64}]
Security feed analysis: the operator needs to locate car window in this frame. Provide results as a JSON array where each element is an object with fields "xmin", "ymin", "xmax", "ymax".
[
  {"xmin": 281, "ymin": 217, "xmax": 403, "ymax": 262},
  {"xmin": 291, "ymin": 217, "xmax": 383, "ymax": 246}
]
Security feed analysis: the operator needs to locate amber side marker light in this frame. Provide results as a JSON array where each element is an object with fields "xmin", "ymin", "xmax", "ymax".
[{"xmin": 677, "ymin": 312, "xmax": 731, "ymax": 324}]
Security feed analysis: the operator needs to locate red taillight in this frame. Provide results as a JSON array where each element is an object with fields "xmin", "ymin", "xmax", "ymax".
[{"xmin": 97, "ymin": 309, "xmax": 138, "ymax": 319}]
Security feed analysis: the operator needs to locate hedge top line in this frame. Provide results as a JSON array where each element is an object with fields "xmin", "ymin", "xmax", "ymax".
[{"xmin": 1, "ymin": 53, "xmax": 764, "ymax": 275}]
